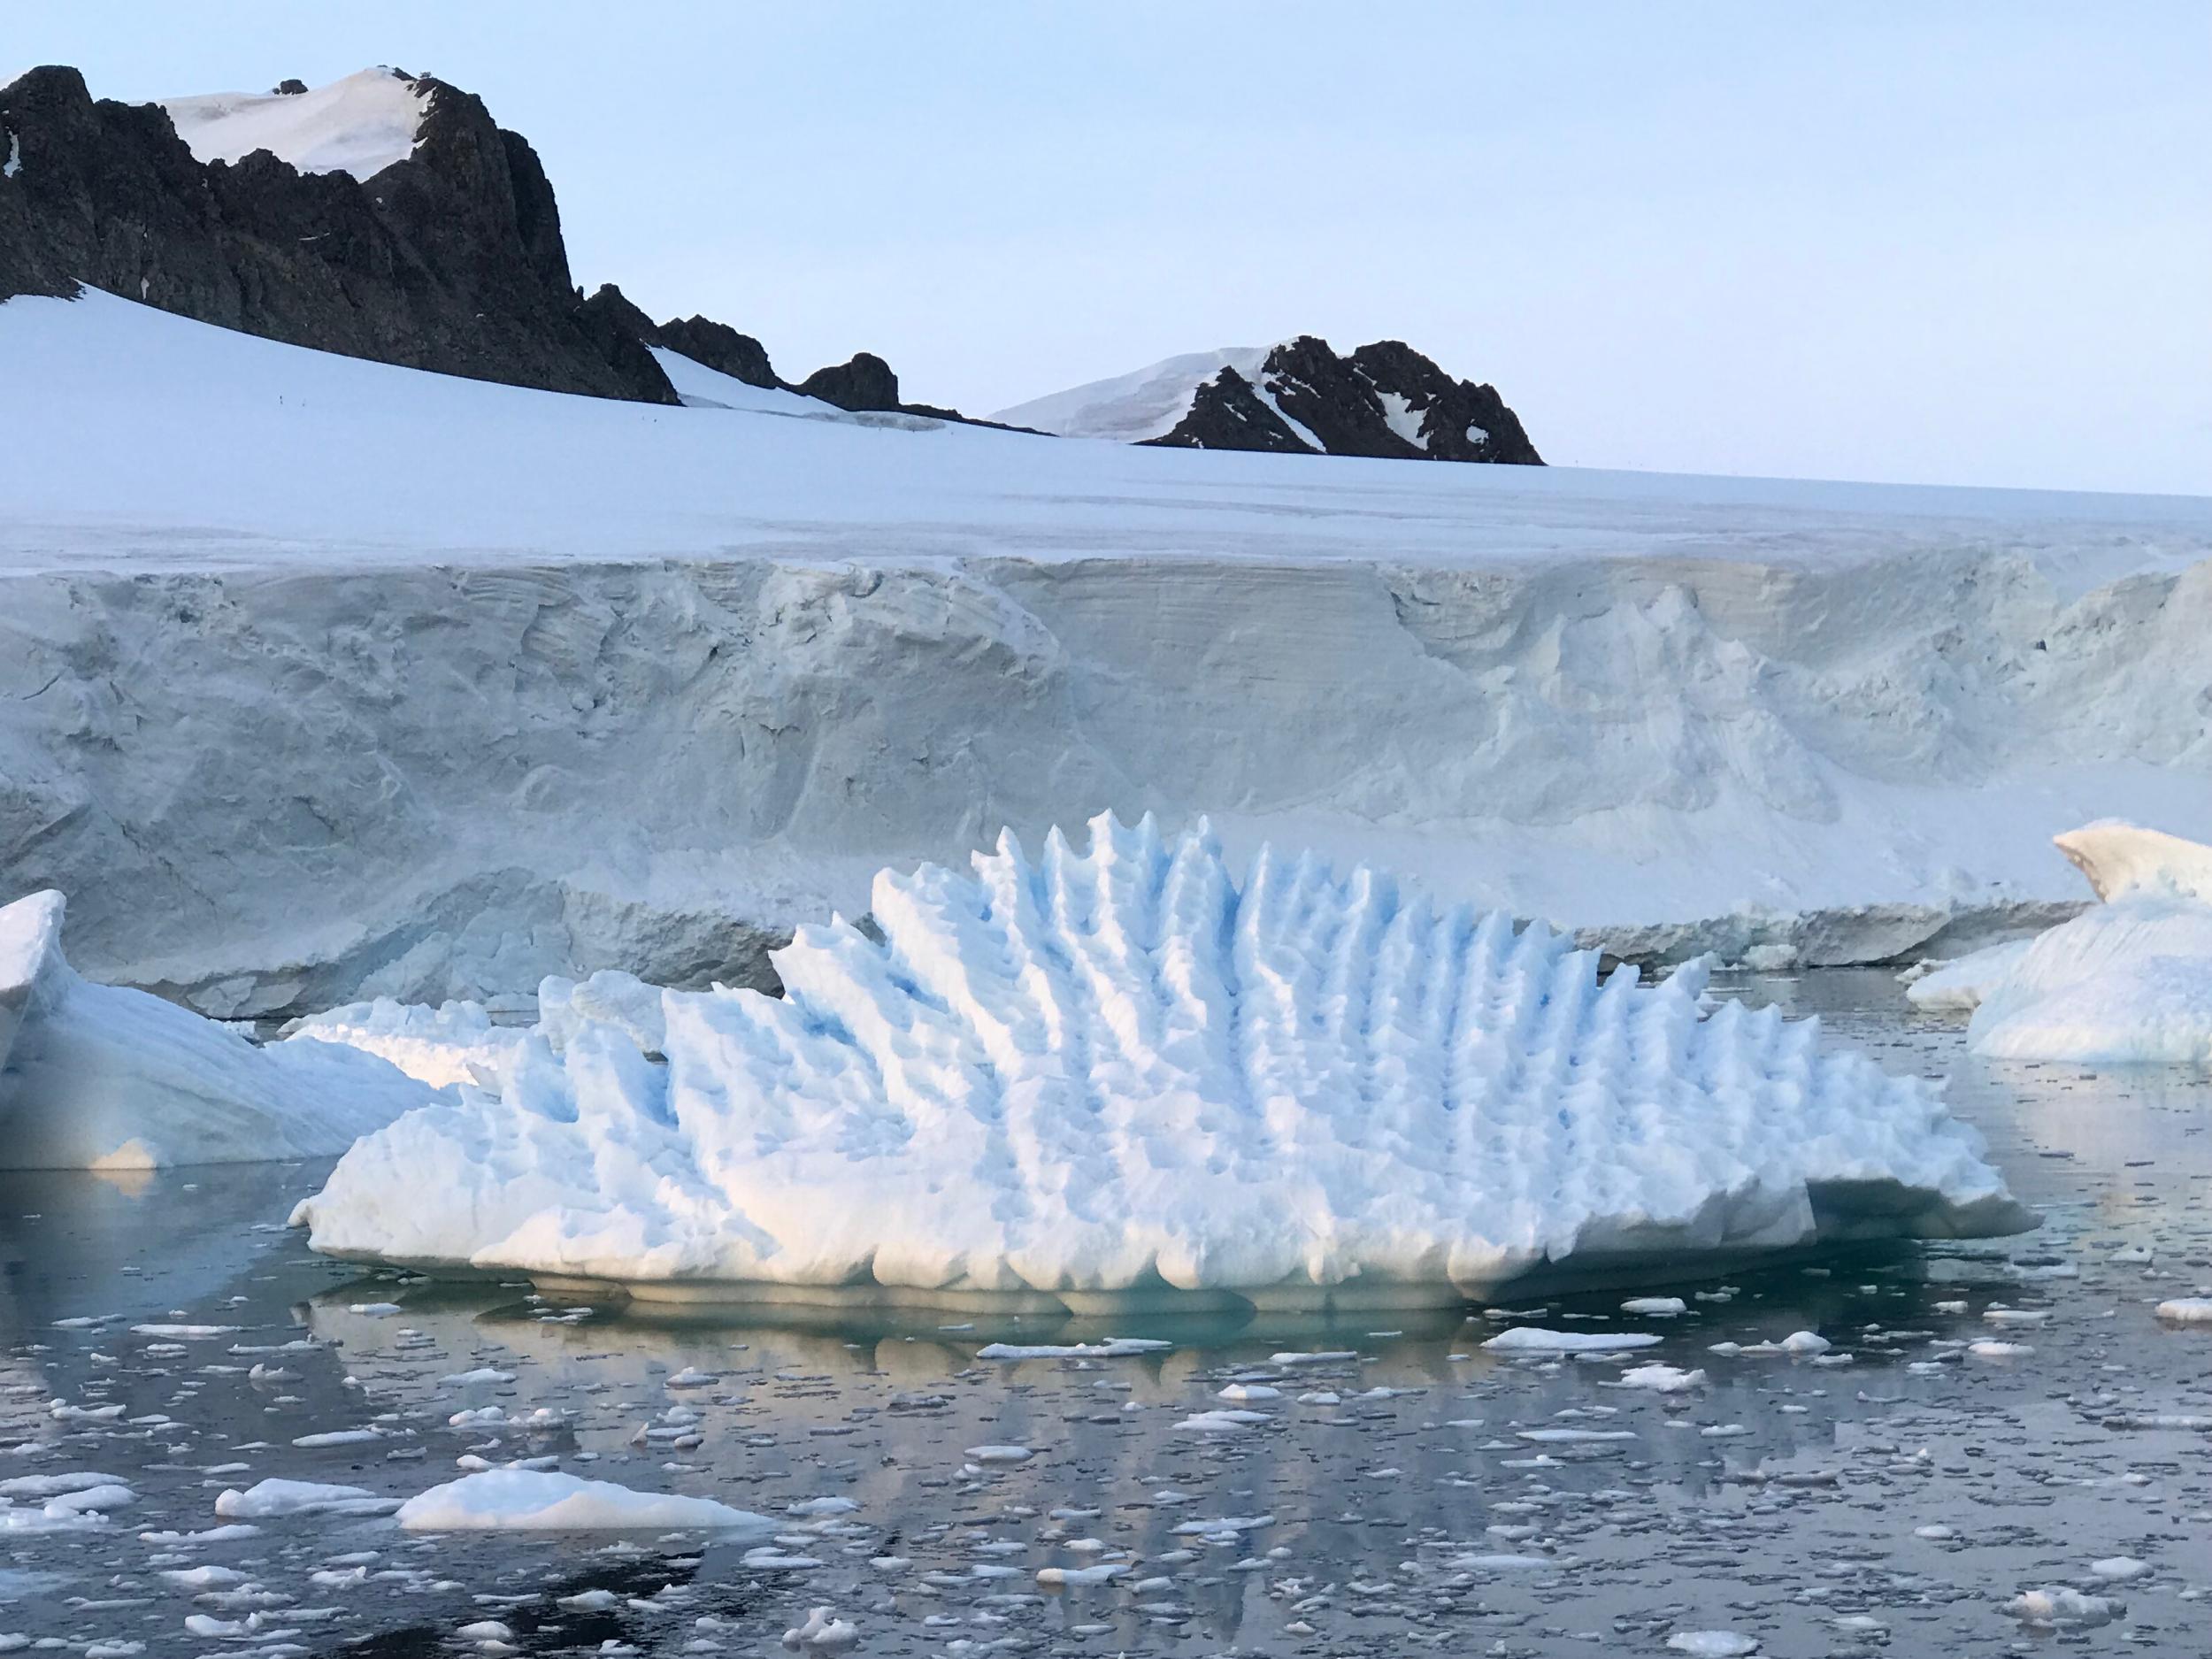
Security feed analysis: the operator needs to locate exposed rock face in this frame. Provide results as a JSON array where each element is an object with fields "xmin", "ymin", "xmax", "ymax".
[
  {"xmin": 796, "ymin": 351, "xmax": 902, "ymax": 412},
  {"xmin": 656, "ymin": 313, "xmax": 779, "ymax": 389},
  {"xmin": 0, "ymin": 65, "xmax": 676, "ymax": 403},
  {"xmin": 1148, "ymin": 335, "xmax": 1540, "ymax": 464}
]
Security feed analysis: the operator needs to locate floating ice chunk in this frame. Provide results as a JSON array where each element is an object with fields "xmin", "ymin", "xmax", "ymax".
[
  {"xmin": 1175, "ymin": 1409, "xmax": 1271, "ymax": 1433},
  {"xmin": 1708, "ymin": 1330, "xmax": 1829, "ymax": 1357},
  {"xmin": 1915, "ymin": 821, "xmax": 2212, "ymax": 1061},
  {"xmin": 214, "ymin": 1479, "xmax": 398, "ymax": 1518},
  {"xmin": 781, "ymin": 1606, "xmax": 859, "ymax": 1649},
  {"xmin": 1483, "ymin": 1328, "xmax": 1663, "ymax": 1355},
  {"xmin": 978, "ymin": 1339, "xmax": 1172, "ymax": 1360},
  {"xmin": 2154, "ymin": 1298, "xmax": 2212, "ymax": 1324},
  {"xmin": 1610, "ymin": 1363, "xmax": 1707, "ymax": 1393},
  {"xmin": 394, "ymin": 1469, "xmax": 768, "ymax": 1532},
  {"xmin": 2002, "ymin": 1586, "xmax": 2120, "ymax": 1628},
  {"xmin": 0, "ymin": 890, "xmax": 436, "ymax": 1168},
  {"xmin": 294, "ymin": 817, "xmax": 2030, "ymax": 1302},
  {"xmin": 1667, "ymin": 1634, "xmax": 1759, "ymax": 1657},
  {"xmin": 2089, "ymin": 1555, "xmax": 2151, "ymax": 1580},
  {"xmin": 963, "ymin": 1445, "xmax": 1034, "ymax": 1464},
  {"xmin": 1036, "ymin": 1563, "xmax": 1125, "ymax": 1586},
  {"xmin": 1622, "ymin": 1296, "xmax": 1686, "ymax": 1316}
]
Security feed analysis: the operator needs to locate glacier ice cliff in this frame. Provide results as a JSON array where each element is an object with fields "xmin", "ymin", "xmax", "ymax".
[{"xmin": 295, "ymin": 815, "xmax": 2032, "ymax": 1309}]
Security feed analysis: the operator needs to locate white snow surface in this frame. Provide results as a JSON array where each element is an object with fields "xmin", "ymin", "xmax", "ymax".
[
  {"xmin": 5, "ymin": 290, "xmax": 2212, "ymax": 1013},
  {"xmin": 158, "ymin": 69, "xmax": 429, "ymax": 179},
  {"xmin": 295, "ymin": 814, "xmax": 2027, "ymax": 1307},
  {"xmin": 285, "ymin": 968, "xmax": 666, "ymax": 1088},
  {"xmin": 0, "ymin": 889, "xmax": 436, "ymax": 1168},
  {"xmin": 1909, "ymin": 820, "xmax": 2212, "ymax": 1062},
  {"xmin": 393, "ymin": 1469, "xmax": 767, "ymax": 1532},
  {"xmin": 990, "ymin": 347, "xmax": 1271, "ymax": 441}
]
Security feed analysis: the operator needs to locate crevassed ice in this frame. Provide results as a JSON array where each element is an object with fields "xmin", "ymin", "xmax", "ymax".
[{"xmin": 296, "ymin": 812, "xmax": 2031, "ymax": 1308}]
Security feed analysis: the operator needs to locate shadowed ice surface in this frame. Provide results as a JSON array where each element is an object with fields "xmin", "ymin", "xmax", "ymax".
[{"xmin": 1, "ymin": 969, "xmax": 2207, "ymax": 1655}]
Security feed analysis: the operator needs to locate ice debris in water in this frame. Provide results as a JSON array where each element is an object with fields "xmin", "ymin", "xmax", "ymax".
[
  {"xmin": 392, "ymin": 1469, "xmax": 769, "ymax": 1532},
  {"xmin": 0, "ymin": 889, "xmax": 435, "ymax": 1168},
  {"xmin": 1909, "ymin": 818, "xmax": 2212, "ymax": 1062},
  {"xmin": 294, "ymin": 812, "xmax": 2029, "ymax": 1306}
]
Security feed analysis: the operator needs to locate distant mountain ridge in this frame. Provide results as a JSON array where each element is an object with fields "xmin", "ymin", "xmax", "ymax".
[
  {"xmin": 0, "ymin": 65, "xmax": 988, "ymax": 420},
  {"xmin": 997, "ymin": 337, "xmax": 1541, "ymax": 465}
]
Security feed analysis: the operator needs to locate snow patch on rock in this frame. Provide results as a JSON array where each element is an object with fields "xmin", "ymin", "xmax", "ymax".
[{"xmin": 159, "ymin": 68, "xmax": 429, "ymax": 179}]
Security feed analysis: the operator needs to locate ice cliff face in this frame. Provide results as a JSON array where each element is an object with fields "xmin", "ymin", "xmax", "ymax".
[
  {"xmin": 293, "ymin": 813, "xmax": 2030, "ymax": 1307},
  {"xmin": 4, "ymin": 292, "xmax": 2211, "ymax": 1014}
]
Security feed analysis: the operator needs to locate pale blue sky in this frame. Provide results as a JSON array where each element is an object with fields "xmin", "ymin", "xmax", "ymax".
[{"xmin": 12, "ymin": 2, "xmax": 2208, "ymax": 493}]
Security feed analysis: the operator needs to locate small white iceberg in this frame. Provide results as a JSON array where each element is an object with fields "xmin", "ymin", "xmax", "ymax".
[
  {"xmin": 1, "ymin": 890, "xmax": 436, "ymax": 1168},
  {"xmin": 295, "ymin": 815, "xmax": 2030, "ymax": 1308},
  {"xmin": 1909, "ymin": 820, "xmax": 2212, "ymax": 1062},
  {"xmin": 393, "ymin": 1468, "xmax": 767, "ymax": 1532}
]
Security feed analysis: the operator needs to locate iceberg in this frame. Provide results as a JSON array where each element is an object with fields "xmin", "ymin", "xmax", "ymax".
[
  {"xmin": 282, "ymin": 969, "xmax": 667, "ymax": 1090},
  {"xmin": 1909, "ymin": 820, "xmax": 2212, "ymax": 1062},
  {"xmin": 1, "ymin": 889, "xmax": 435, "ymax": 1168},
  {"xmin": 296, "ymin": 814, "xmax": 2030, "ymax": 1309}
]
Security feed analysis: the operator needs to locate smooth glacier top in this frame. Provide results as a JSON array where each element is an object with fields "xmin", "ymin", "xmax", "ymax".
[
  {"xmin": 297, "ymin": 813, "xmax": 2027, "ymax": 1302},
  {"xmin": 159, "ymin": 69, "xmax": 428, "ymax": 178}
]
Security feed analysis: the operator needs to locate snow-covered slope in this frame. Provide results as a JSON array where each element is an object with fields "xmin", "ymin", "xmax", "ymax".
[
  {"xmin": 158, "ymin": 69, "xmax": 429, "ymax": 178},
  {"xmin": 0, "ymin": 889, "xmax": 434, "ymax": 1168},
  {"xmin": 1910, "ymin": 821, "xmax": 2212, "ymax": 1062},
  {"xmin": 4, "ymin": 289, "xmax": 2212, "ymax": 1013},
  {"xmin": 991, "ymin": 347, "xmax": 1270, "ymax": 441},
  {"xmin": 293, "ymin": 814, "xmax": 2028, "ymax": 1307}
]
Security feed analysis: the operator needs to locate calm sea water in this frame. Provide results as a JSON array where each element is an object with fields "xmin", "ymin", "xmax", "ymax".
[{"xmin": 2, "ymin": 969, "xmax": 2207, "ymax": 1655}]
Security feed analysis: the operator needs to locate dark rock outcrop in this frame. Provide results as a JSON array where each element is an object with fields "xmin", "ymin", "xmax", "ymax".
[
  {"xmin": 0, "ymin": 65, "xmax": 675, "ymax": 403},
  {"xmin": 655, "ymin": 313, "xmax": 777, "ymax": 389},
  {"xmin": 1146, "ymin": 335, "xmax": 1540, "ymax": 465},
  {"xmin": 795, "ymin": 351, "xmax": 901, "ymax": 413}
]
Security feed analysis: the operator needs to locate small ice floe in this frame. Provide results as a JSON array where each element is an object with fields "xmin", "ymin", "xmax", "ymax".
[
  {"xmin": 437, "ymin": 1367, "xmax": 516, "ymax": 1386},
  {"xmin": 1174, "ymin": 1409, "xmax": 1271, "ymax": 1433},
  {"xmin": 1609, "ymin": 1363, "xmax": 1707, "ymax": 1393},
  {"xmin": 1482, "ymin": 1328, "xmax": 1662, "ymax": 1355},
  {"xmin": 787, "ymin": 1496, "xmax": 859, "ymax": 1517},
  {"xmin": 962, "ymin": 1445, "xmax": 1034, "ymax": 1464},
  {"xmin": 2154, "ymin": 1297, "xmax": 2212, "ymax": 1324},
  {"xmin": 1707, "ymin": 1331, "xmax": 1829, "ymax": 1357},
  {"xmin": 1036, "ymin": 1563, "xmax": 1126, "ymax": 1586},
  {"xmin": 1217, "ymin": 1383, "xmax": 1280, "ymax": 1402},
  {"xmin": 2002, "ymin": 1586, "xmax": 2121, "ymax": 1628},
  {"xmin": 214, "ymin": 1479, "xmax": 399, "ymax": 1518},
  {"xmin": 347, "ymin": 1302, "xmax": 402, "ymax": 1317},
  {"xmin": 1622, "ymin": 1296, "xmax": 1686, "ymax": 1316},
  {"xmin": 781, "ymin": 1606, "xmax": 858, "ymax": 1649},
  {"xmin": 977, "ymin": 1339, "xmax": 1171, "ymax": 1360},
  {"xmin": 128, "ymin": 1323, "xmax": 239, "ymax": 1339},
  {"xmin": 2089, "ymin": 1555, "xmax": 2152, "ymax": 1581},
  {"xmin": 292, "ymin": 1427, "xmax": 386, "ymax": 1448},
  {"xmin": 1666, "ymin": 1630, "xmax": 1759, "ymax": 1655},
  {"xmin": 1515, "ymin": 1428, "xmax": 1635, "ymax": 1444},
  {"xmin": 664, "ymin": 1366, "xmax": 717, "ymax": 1386},
  {"xmin": 394, "ymin": 1469, "xmax": 768, "ymax": 1532},
  {"xmin": 1969, "ymin": 1339, "xmax": 2034, "ymax": 1358},
  {"xmin": 1270, "ymin": 1350, "xmax": 1359, "ymax": 1366}
]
